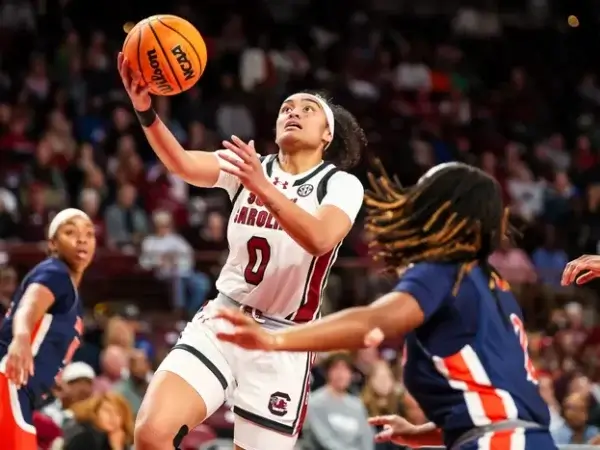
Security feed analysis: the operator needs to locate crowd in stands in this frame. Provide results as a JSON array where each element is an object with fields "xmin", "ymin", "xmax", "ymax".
[{"xmin": 2, "ymin": 0, "xmax": 600, "ymax": 448}]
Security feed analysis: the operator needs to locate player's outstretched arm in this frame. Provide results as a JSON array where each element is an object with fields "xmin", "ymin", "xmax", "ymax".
[
  {"xmin": 562, "ymin": 254, "xmax": 600, "ymax": 285},
  {"xmin": 118, "ymin": 52, "xmax": 222, "ymax": 188},
  {"xmin": 215, "ymin": 291, "xmax": 425, "ymax": 352},
  {"xmin": 6, "ymin": 284, "xmax": 56, "ymax": 386}
]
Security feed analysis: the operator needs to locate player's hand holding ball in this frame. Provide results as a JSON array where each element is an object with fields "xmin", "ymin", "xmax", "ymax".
[
  {"xmin": 120, "ymin": 15, "xmax": 207, "ymax": 102},
  {"xmin": 218, "ymin": 137, "xmax": 271, "ymax": 194},
  {"xmin": 214, "ymin": 308, "xmax": 279, "ymax": 351},
  {"xmin": 117, "ymin": 52, "xmax": 151, "ymax": 111},
  {"xmin": 5, "ymin": 333, "xmax": 34, "ymax": 387}
]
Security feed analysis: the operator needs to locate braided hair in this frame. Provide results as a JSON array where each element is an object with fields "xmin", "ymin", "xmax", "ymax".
[{"xmin": 365, "ymin": 161, "xmax": 509, "ymax": 280}]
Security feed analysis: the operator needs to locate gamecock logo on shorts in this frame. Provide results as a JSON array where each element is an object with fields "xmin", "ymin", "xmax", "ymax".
[{"xmin": 268, "ymin": 391, "xmax": 291, "ymax": 417}]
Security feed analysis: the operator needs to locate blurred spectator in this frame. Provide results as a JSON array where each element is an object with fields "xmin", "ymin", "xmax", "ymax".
[
  {"xmin": 488, "ymin": 238, "xmax": 537, "ymax": 284},
  {"xmin": 104, "ymin": 183, "xmax": 149, "ymax": 249},
  {"xmin": 187, "ymin": 210, "xmax": 228, "ymax": 252},
  {"xmin": 114, "ymin": 350, "xmax": 152, "ymax": 416},
  {"xmin": 542, "ymin": 171, "xmax": 577, "ymax": 226},
  {"xmin": 33, "ymin": 411, "xmax": 64, "ymax": 450},
  {"xmin": 361, "ymin": 360, "xmax": 404, "ymax": 417},
  {"xmin": 145, "ymin": 162, "xmax": 189, "ymax": 225},
  {"xmin": 539, "ymin": 374, "xmax": 565, "ymax": 432},
  {"xmin": 64, "ymin": 392, "xmax": 134, "ymax": 450},
  {"xmin": 140, "ymin": 210, "xmax": 211, "ymax": 318},
  {"xmin": 19, "ymin": 183, "xmax": 57, "ymax": 242},
  {"xmin": 532, "ymin": 225, "xmax": 569, "ymax": 287},
  {"xmin": 42, "ymin": 362, "xmax": 96, "ymax": 428},
  {"xmin": 79, "ymin": 188, "xmax": 106, "ymax": 247},
  {"xmin": 215, "ymin": 74, "xmax": 255, "ymax": 140},
  {"xmin": 116, "ymin": 304, "xmax": 156, "ymax": 360},
  {"xmin": 95, "ymin": 345, "xmax": 128, "ymax": 394},
  {"xmin": 564, "ymin": 302, "xmax": 589, "ymax": 348},
  {"xmin": 21, "ymin": 138, "xmax": 67, "ymax": 209},
  {"xmin": 103, "ymin": 316, "xmax": 136, "ymax": 350},
  {"xmin": 155, "ymin": 97, "xmax": 187, "ymax": 143},
  {"xmin": 361, "ymin": 361, "xmax": 405, "ymax": 450},
  {"xmin": 304, "ymin": 352, "xmax": 374, "ymax": 450},
  {"xmin": 552, "ymin": 392, "xmax": 600, "ymax": 445},
  {"xmin": 352, "ymin": 347, "xmax": 382, "ymax": 392},
  {"xmin": 506, "ymin": 162, "xmax": 544, "ymax": 222},
  {"xmin": 0, "ymin": 265, "xmax": 17, "ymax": 316},
  {"xmin": 0, "ymin": 195, "xmax": 17, "ymax": 240},
  {"xmin": 64, "ymin": 142, "xmax": 106, "ymax": 203},
  {"xmin": 0, "ymin": 185, "xmax": 17, "ymax": 216}
]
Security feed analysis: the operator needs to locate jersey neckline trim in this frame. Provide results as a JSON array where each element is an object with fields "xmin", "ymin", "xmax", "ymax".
[{"xmin": 266, "ymin": 155, "xmax": 332, "ymax": 186}]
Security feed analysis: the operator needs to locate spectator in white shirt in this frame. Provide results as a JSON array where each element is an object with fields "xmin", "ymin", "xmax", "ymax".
[
  {"xmin": 41, "ymin": 362, "xmax": 95, "ymax": 428},
  {"xmin": 140, "ymin": 210, "xmax": 211, "ymax": 318}
]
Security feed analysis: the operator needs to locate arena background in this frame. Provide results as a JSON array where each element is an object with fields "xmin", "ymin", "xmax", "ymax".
[{"xmin": 1, "ymin": 0, "xmax": 600, "ymax": 448}]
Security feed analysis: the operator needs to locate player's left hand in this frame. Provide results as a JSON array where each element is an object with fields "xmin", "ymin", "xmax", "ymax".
[
  {"xmin": 218, "ymin": 136, "xmax": 270, "ymax": 195},
  {"xmin": 5, "ymin": 334, "xmax": 34, "ymax": 388},
  {"xmin": 369, "ymin": 416, "xmax": 441, "ymax": 447},
  {"xmin": 214, "ymin": 308, "xmax": 278, "ymax": 351},
  {"xmin": 562, "ymin": 254, "xmax": 600, "ymax": 286}
]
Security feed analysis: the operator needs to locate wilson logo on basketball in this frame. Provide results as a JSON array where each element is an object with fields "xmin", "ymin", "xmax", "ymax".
[
  {"xmin": 146, "ymin": 49, "xmax": 173, "ymax": 94},
  {"xmin": 171, "ymin": 45, "xmax": 195, "ymax": 81}
]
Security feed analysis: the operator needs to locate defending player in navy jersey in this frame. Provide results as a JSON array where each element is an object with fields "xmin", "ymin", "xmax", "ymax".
[
  {"xmin": 215, "ymin": 162, "xmax": 558, "ymax": 450},
  {"xmin": 0, "ymin": 208, "xmax": 95, "ymax": 450}
]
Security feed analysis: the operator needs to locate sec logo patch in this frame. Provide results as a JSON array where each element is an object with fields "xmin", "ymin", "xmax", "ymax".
[{"xmin": 297, "ymin": 184, "xmax": 314, "ymax": 197}]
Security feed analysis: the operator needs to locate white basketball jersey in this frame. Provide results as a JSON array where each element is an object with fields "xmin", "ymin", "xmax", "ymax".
[{"xmin": 216, "ymin": 155, "xmax": 343, "ymax": 322}]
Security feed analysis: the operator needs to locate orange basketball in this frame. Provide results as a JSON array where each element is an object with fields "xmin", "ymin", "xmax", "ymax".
[{"xmin": 122, "ymin": 15, "xmax": 207, "ymax": 96}]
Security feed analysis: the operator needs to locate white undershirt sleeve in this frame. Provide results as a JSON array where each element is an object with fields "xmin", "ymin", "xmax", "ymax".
[
  {"xmin": 320, "ymin": 171, "xmax": 364, "ymax": 223},
  {"xmin": 212, "ymin": 150, "xmax": 242, "ymax": 200}
]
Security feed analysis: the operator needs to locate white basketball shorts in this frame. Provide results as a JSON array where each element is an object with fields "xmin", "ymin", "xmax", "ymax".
[{"xmin": 156, "ymin": 298, "xmax": 313, "ymax": 450}]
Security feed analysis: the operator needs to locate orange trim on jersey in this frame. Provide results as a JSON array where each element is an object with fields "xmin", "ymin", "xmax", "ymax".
[
  {"xmin": 29, "ymin": 318, "xmax": 44, "ymax": 346},
  {"xmin": 488, "ymin": 429, "xmax": 515, "ymax": 449},
  {"xmin": 490, "ymin": 272, "xmax": 510, "ymax": 291},
  {"xmin": 0, "ymin": 373, "xmax": 37, "ymax": 450},
  {"xmin": 442, "ymin": 351, "xmax": 509, "ymax": 422},
  {"xmin": 293, "ymin": 246, "xmax": 337, "ymax": 322}
]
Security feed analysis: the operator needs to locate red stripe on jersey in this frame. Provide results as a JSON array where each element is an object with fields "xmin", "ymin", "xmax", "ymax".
[
  {"xmin": 442, "ymin": 349, "xmax": 509, "ymax": 422},
  {"xmin": 293, "ymin": 352, "xmax": 316, "ymax": 435},
  {"xmin": 293, "ymin": 247, "xmax": 337, "ymax": 323}
]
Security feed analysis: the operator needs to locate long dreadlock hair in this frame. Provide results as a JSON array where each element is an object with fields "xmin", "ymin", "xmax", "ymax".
[{"xmin": 365, "ymin": 161, "xmax": 510, "ymax": 301}]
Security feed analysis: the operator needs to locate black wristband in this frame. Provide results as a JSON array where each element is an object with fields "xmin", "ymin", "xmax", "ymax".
[{"xmin": 135, "ymin": 107, "xmax": 157, "ymax": 127}]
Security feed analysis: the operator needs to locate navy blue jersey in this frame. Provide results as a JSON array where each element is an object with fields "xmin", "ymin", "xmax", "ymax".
[
  {"xmin": 395, "ymin": 262, "xmax": 550, "ymax": 448},
  {"xmin": 0, "ymin": 258, "xmax": 83, "ymax": 399}
]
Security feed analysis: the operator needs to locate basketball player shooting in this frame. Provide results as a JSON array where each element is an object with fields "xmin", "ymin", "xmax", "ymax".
[
  {"xmin": 117, "ymin": 53, "xmax": 367, "ymax": 450},
  {"xmin": 0, "ymin": 209, "xmax": 95, "ymax": 450},
  {"xmin": 215, "ymin": 163, "xmax": 558, "ymax": 450}
]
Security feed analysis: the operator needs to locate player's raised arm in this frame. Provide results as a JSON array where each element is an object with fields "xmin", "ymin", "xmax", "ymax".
[{"xmin": 117, "ymin": 53, "xmax": 223, "ymax": 189}]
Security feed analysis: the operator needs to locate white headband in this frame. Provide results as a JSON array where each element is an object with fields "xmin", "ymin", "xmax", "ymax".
[
  {"xmin": 48, "ymin": 208, "xmax": 91, "ymax": 239},
  {"xmin": 284, "ymin": 94, "xmax": 335, "ymax": 144}
]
